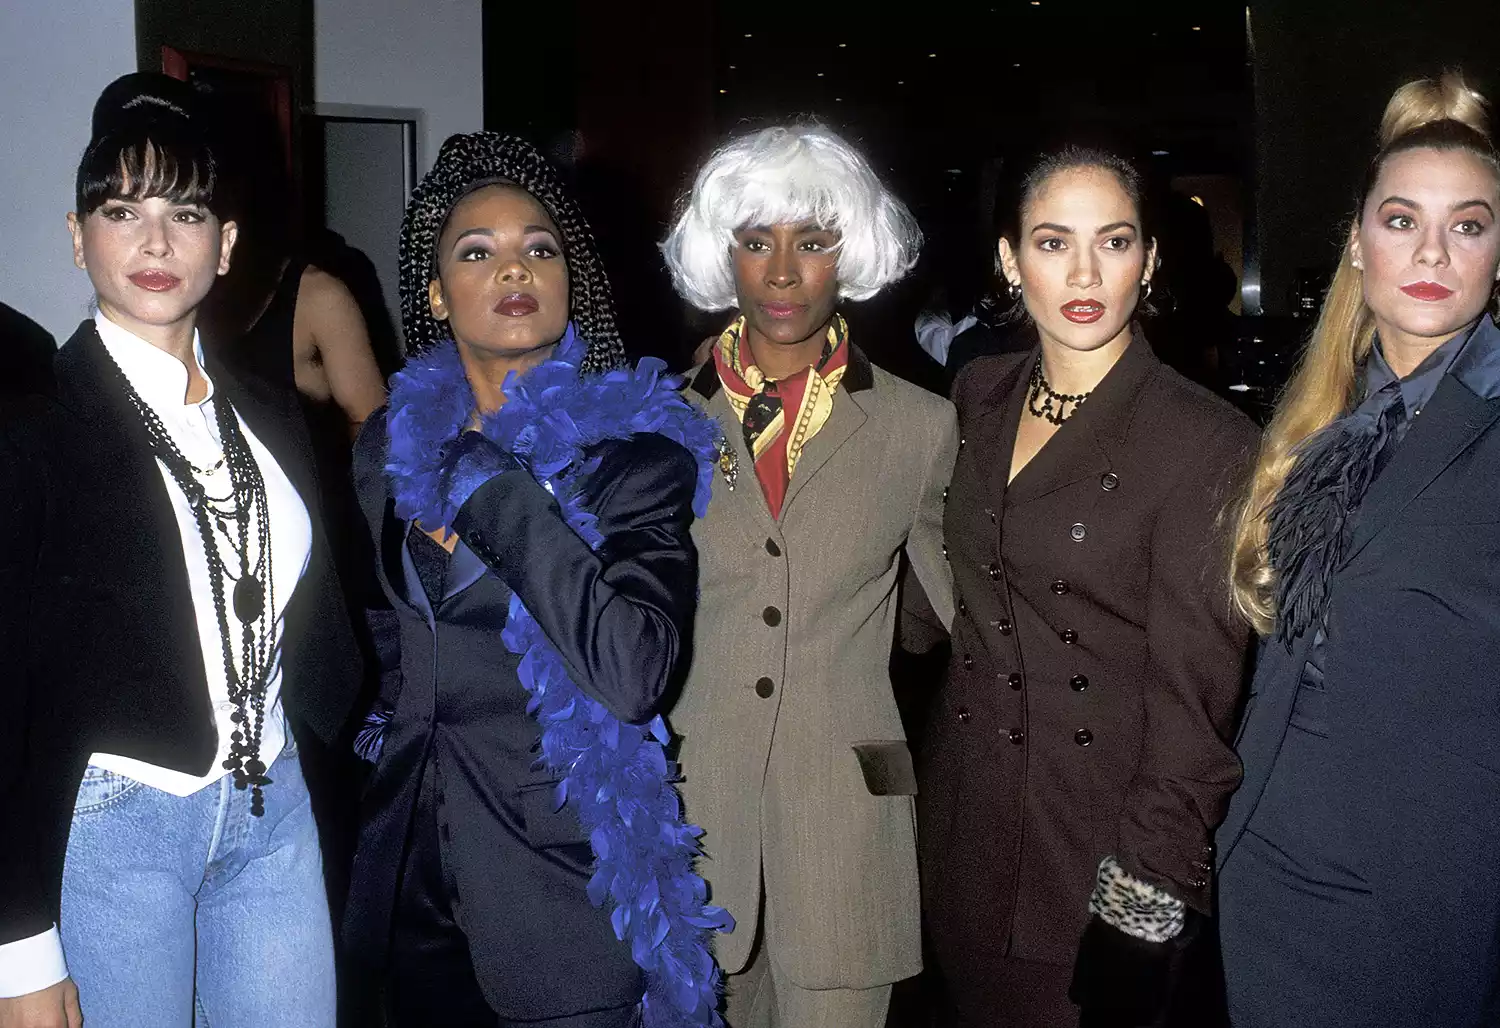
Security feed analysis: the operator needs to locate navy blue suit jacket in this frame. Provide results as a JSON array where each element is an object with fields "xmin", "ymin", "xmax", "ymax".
[
  {"xmin": 343, "ymin": 409, "xmax": 700, "ymax": 1019},
  {"xmin": 1219, "ymin": 325, "xmax": 1500, "ymax": 1026}
]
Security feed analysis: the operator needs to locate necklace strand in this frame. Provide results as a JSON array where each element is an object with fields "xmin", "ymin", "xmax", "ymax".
[
  {"xmin": 1027, "ymin": 360, "xmax": 1092, "ymax": 425},
  {"xmin": 109, "ymin": 360, "xmax": 277, "ymax": 815}
]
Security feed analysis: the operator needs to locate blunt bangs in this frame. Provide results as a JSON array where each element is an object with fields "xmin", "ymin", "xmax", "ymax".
[{"xmin": 76, "ymin": 130, "xmax": 220, "ymax": 218}]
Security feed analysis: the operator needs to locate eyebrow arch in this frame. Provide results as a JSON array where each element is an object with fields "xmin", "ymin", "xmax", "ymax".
[
  {"xmin": 1378, "ymin": 195, "xmax": 1421, "ymax": 210},
  {"xmin": 1452, "ymin": 199, "xmax": 1496, "ymax": 216},
  {"xmin": 451, "ymin": 225, "xmax": 558, "ymax": 244},
  {"xmin": 1031, "ymin": 222, "xmax": 1073, "ymax": 235},
  {"xmin": 1096, "ymin": 220, "xmax": 1138, "ymax": 234}
]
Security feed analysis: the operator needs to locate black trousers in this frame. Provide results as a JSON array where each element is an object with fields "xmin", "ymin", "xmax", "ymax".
[{"xmin": 387, "ymin": 762, "xmax": 638, "ymax": 1028}]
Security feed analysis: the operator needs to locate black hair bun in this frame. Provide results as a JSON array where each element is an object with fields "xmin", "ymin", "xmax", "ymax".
[{"xmin": 90, "ymin": 72, "xmax": 202, "ymax": 140}]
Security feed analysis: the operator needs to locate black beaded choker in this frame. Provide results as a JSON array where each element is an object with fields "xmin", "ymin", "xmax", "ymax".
[
  {"xmin": 105, "ymin": 354, "xmax": 277, "ymax": 815},
  {"xmin": 1027, "ymin": 360, "xmax": 1091, "ymax": 425}
]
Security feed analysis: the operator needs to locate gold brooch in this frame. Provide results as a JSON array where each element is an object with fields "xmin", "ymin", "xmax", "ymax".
[{"xmin": 717, "ymin": 440, "xmax": 739, "ymax": 491}]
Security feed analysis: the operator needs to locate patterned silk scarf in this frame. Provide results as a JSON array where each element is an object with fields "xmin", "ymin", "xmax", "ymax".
[{"xmin": 712, "ymin": 313, "xmax": 849, "ymax": 518}]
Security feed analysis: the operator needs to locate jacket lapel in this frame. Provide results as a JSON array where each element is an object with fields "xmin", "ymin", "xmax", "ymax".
[
  {"xmin": 778, "ymin": 344, "xmax": 873, "ymax": 518},
  {"xmin": 1342, "ymin": 376, "xmax": 1500, "ymax": 566},
  {"xmin": 1005, "ymin": 333, "xmax": 1155, "ymax": 506},
  {"xmin": 687, "ymin": 362, "xmax": 779, "ymax": 535}
]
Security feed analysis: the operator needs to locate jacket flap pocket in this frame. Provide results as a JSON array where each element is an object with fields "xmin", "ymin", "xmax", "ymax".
[{"xmin": 852, "ymin": 741, "xmax": 918, "ymax": 796}]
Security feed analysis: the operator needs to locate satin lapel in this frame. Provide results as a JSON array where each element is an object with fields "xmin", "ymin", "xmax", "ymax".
[
  {"xmin": 1005, "ymin": 336, "xmax": 1155, "ymax": 506},
  {"xmin": 397, "ymin": 522, "xmax": 434, "ymax": 622},
  {"xmin": 443, "ymin": 536, "xmax": 490, "ymax": 600},
  {"xmin": 1343, "ymin": 376, "xmax": 1500, "ymax": 566},
  {"xmin": 778, "ymin": 381, "xmax": 868, "ymax": 518},
  {"xmin": 379, "ymin": 499, "xmax": 417, "ymax": 609}
]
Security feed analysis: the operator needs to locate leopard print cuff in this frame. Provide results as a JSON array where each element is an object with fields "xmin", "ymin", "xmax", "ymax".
[{"xmin": 1088, "ymin": 855, "xmax": 1186, "ymax": 943}]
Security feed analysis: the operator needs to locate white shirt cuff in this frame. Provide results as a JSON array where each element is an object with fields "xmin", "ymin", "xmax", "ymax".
[{"xmin": 0, "ymin": 925, "xmax": 68, "ymax": 998}]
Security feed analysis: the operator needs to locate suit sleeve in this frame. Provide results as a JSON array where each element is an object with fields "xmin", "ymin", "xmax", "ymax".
[
  {"xmin": 905, "ymin": 400, "xmax": 959, "ymax": 635},
  {"xmin": 452, "ymin": 434, "xmax": 699, "ymax": 725},
  {"xmin": 0, "ymin": 419, "xmax": 60, "ymax": 959},
  {"xmin": 1116, "ymin": 417, "xmax": 1257, "ymax": 914}
]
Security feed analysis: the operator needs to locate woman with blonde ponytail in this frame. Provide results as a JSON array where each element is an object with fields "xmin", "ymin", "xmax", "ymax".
[{"xmin": 1217, "ymin": 72, "xmax": 1500, "ymax": 1027}]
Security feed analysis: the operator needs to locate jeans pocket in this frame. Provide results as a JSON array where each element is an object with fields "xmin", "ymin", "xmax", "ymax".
[{"xmin": 73, "ymin": 766, "xmax": 145, "ymax": 815}]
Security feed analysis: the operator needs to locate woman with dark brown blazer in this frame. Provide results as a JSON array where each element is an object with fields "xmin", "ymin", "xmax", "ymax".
[{"xmin": 917, "ymin": 139, "xmax": 1257, "ymax": 1028}]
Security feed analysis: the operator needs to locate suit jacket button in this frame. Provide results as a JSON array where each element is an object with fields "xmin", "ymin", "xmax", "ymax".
[
  {"xmin": 1075, "ymin": 728, "xmax": 1094, "ymax": 747},
  {"xmin": 998, "ymin": 619, "xmax": 1013, "ymax": 635},
  {"xmin": 1070, "ymin": 523, "xmax": 1087, "ymax": 542},
  {"xmin": 765, "ymin": 538, "xmax": 781, "ymax": 557},
  {"xmin": 942, "ymin": 487, "xmax": 949, "ymax": 504},
  {"xmin": 1051, "ymin": 579, "xmax": 1069, "ymax": 595},
  {"xmin": 963, "ymin": 654, "xmax": 974, "ymax": 670},
  {"xmin": 762, "ymin": 606, "xmax": 782, "ymax": 627},
  {"xmin": 1070, "ymin": 674, "xmax": 1089, "ymax": 691},
  {"xmin": 1008, "ymin": 729, "xmax": 1025, "ymax": 745},
  {"xmin": 1060, "ymin": 628, "xmax": 1078, "ymax": 644},
  {"xmin": 755, "ymin": 677, "xmax": 775, "ymax": 698},
  {"xmin": 1188, "ymin": 875, "xmax": 1209, "ymax": 889},
  {"xmin": 959, "ymin": 601, "xmax": 968, "ymax": 616},
  {"xmin": 958, "ymin": 708, "xmax": 972, "ymax": 723},
  {"xmin": 988, "ymin": 562, "xmax": 1002, "ymax": 581},
  {"xmin": 1007, "ymin": 673, "xmax": 1024, "ymax": 691},
  {"xmin": 1101, "ymin": 472, "xmax": 1119, "ymax": 491},
  {"xmin": 942, "ymin": 544, "xmax": 949, "ymax": 559}
]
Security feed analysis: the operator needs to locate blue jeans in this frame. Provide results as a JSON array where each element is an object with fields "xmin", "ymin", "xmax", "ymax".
[{"xmin": 59, "ymin": 740, "xmax": 335, "ymax": 1027}]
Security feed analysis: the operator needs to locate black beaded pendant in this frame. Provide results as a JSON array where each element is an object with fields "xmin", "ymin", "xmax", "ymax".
[{"xmin": 233, "ymin": 576, "xmax": 265, "ymax": 623}]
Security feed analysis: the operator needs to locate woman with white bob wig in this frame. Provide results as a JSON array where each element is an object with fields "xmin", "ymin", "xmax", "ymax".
[{"xmin": 663, "ymin": 123, "xmax": 958, "ymax": 1028}]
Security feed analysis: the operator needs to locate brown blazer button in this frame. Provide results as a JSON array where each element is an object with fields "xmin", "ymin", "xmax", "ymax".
[
  {"xmin": 1074, "ymin": 728, "xmax": 1094, "ymax": 746},
  {"xmin": 1007, "ymin": 672, "xmax": 1024, "ymax": 691},
  {"xmin": 988, "ymin": 562, "xmax": 1002, "ymax": 581},
  {"xmin": 755, "ymin": 677, "xmax": 775, "ymax": 698},
  {"xmin": 963, "ymin": 654, "xmax": 974, "ymax": 670},
  {"xmin": 960, "ymin": 436, "xmax": 966, "ymax": 449},
  {"xmin": 1060, "ymin": 628, "xmax": 1078, "ymax": 644},
  {"xmin": 958, "ymin": 708, "xmax": 972, "ymax": 723},
  {"xmin": 1070, "ymin": 523, "xmax": 1087, "ymax": 542},
  {"xmin": 959, "ymin": 601, "xmax": 968, "ymax": 616},
  {"xmin": 1101, "ymin": 472, "xmax": 1119, "ymax": 491},
  {"xmin": 762, "ymin": 606, "xmax": 781, "ymax": 626},
  {"xmin": 942, "ymin": 487, "xmax": 950, "ymax": 504},
  {"xmin": 765, "ymin": 538, "xmax": 781, "ymax": 557},
  {"xmin": 942, "ymin": 544, "xmax": 949, "ymax": 559},
  {"xmin": 1008, "ymin": 729, "xmax": 1025, "ymax": 744},
  {"xmin": 998, "ymin": 619, "xmax": 1013, "ymax": 635},
  {"xmin": 1051, "ymin": 579, "xmax": 1069, "ymax": 595},
  {"xmin": 1070, "ymin": 674, "xmax": 1089, "ymax": 691}
]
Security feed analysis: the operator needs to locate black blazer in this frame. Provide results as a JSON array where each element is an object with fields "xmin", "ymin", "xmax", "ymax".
[
  {"xmin": 343, "ymin": 410, "xmax": 700, "ymax": 1020},
  {"xmin": 0, "ymin": 321, "xmax": 362, "ymax": 948},
  {"xmin": 1218, "ymin": 349, "xmax": 1500, "ymax": 1026}
]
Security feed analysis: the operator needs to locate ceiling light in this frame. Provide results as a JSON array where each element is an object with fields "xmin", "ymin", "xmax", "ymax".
[
  {"xmin": 743, "ymin": 32, "xmax": 752, "ymax": 38},
  {"xmin": 1191, "ymin": 25, "xmax": 1201, "ymax": 30},
  {"xmin": 839, "ymin": 42, "xmax": 848, "ymax": 48},
  {"xmin": 817, "ymin": 72, "xmax": 825, "ymax": 77},
  {"xmin": 1190, "ymin": 195, "xmax": 1205, "ymax": 206},
  {"xmin": 835, "ymin": 97, "xmax": 843, "ymax": 102},
  {"xmin": 928, "ymin": 52, "xmax": 937, "ymax": 57},
  {"xmin": 1152, "ymin": 149, "xmax": 1169, "ymax": 156},
  {"xmin": 897, "ymin": 79, "xmax": 905, "ymax": 85}
]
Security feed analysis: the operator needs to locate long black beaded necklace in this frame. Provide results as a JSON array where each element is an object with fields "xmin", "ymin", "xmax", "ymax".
[
  {"xmin": 107, "ymin": 355, "xmax": 277, "ymax": 816},
  {"xmin": 1027, "ymin": 360, "xmax": 1092, "ymax": 425}
]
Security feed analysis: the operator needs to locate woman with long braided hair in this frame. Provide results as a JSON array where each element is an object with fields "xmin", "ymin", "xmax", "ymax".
[{"xmin": 342, "ymin": 132, "xmax": 731, "ymax": 1028}]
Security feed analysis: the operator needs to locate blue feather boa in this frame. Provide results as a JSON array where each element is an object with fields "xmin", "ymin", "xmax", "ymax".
[{"xmin": 382, "ymin": 325, "xmax": 734, "ymax": 1026}]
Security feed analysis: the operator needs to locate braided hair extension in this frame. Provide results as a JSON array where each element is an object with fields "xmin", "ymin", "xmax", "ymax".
[{"xmin": 398, "ymin": 132, "xmax": 626, "ymax": 373}]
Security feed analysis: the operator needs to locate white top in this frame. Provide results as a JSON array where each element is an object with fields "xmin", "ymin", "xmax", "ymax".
[{"xmin": 0, "ymin": 312, "xmax": 312, "ymax": 999}]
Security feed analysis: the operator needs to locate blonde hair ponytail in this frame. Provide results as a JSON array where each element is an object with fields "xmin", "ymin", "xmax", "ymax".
[{"xmin": 1231, "ymin": 71, "xmax": 1496, "ymax": 632}]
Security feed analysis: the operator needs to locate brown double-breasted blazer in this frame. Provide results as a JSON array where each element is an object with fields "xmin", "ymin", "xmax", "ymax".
[
  {"xmin": 671, "ymin": 343, "xmax": 958, "ymax": 990},
  {"xmin": 918, "ymin": 336, "xmax": 1256, "ymax": 979}
]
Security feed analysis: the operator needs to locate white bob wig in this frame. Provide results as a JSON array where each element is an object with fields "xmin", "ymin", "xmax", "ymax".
[{"xmin": 661, "ymin": 123, "xmax": 922, "ymax": 312}]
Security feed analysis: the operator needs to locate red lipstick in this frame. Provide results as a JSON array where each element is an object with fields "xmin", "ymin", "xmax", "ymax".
[
  {"xmin": 1400, "ymin": 282, "xmax": 1455, "ymax": 301},
  {"xmin": 129, "ymin": 270, "xmax": 181, "ymax": 292},
  {"xmin": 1060, "ymin": 299, "xmax": 1106, "ymax": 325},
  {"xmin": 494, "ymin": 293, "xmax": 539, "ymax": 316},
  {"xmin": 758, "ymin": 301, "xmax": 807, "ymax": 320}
]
